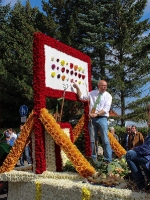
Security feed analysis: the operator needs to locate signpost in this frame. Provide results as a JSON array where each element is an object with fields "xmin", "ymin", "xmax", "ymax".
[{"xmin": 19, "ymin": 105, "xmax": 28, "ymax": 123}]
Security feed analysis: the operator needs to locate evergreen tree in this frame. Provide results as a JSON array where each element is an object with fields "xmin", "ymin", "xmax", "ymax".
[
  {"xmin": 107, "ymin": 0, "xmax": 150, "ymax": 124},
  {"xmin": 0, "ymin": 1, "xmax": 39, "ymax": 126}
]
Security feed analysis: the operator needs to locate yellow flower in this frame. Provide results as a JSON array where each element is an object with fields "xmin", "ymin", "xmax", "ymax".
[
  {"xmin": 60, "ymin": 60, "xmax": 65, "ymax": 66},
  {"xmin": 51, "ymin": 72, "xmax": 56, "ymax": 77}
]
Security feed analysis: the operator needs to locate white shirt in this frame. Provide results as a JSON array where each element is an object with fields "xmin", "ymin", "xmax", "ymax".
[
  {"xmin": 80, "ymin": 89, "xmax": 112, "ymax": 117},
  {"xmin": 10, "ymin": 132, "xmax": 17, "ymax": 140}
]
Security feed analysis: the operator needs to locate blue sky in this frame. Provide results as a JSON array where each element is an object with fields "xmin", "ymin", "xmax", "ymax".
[{"xmin": 2, "ymin": 0, "xmax": 150, "ymax": 20}]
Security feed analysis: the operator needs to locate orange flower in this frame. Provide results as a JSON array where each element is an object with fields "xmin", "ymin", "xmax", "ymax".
[
  {"xmin": 108, "ymin": 132, "xmax": 126, "ymax": 158},
  {"xmin": 40, "ymin": 108, "xmax": 96, "ymax": 178},
  {"xmin": 72, "ymin": 114, "xmax": 85, "ymax": 143},
  {"xmin": 74, "ymin": 65, "xmax": 78, "ymax": 71},
  {"xmin": 0, "ymin": 111, "xmax": 34, "ymax": 173}
]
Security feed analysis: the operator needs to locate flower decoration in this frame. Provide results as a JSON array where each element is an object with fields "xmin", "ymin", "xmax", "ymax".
[
  {"xmin": 56, "ymin": 58, "xmax": 59, "ymax": 62},
  {"xmin": 72, "ymin": 114, "xmax": 85, "ymax": 143},
  {"xmin": 60, "ymin": 60, "xmax": 65, "ymax": 66},
  {"xmin": 36, "ymin": 181, "xmax": 41, "ymax": 200},
  {"xmin": 66, "ymin": 69, "xmax": 69, "ymax": 74},
  {"xmin": 82, "ymin": 187, "xmax": 91, "ymax": 200},
  {"xmin": 57, "ymin": 74, "xmax": 60, "ymax": 79},
  {"xmin": 78, "ymin": 66, "xmax": 82, "ymax": 72},
  {"xmin": 0, "ymin": 111, "xmax": 34, "ymax": 173},
  {"xmin": 70, "ymin": 70, "xmax": 74, "ymax": 75},
  {"xmin": 61, "ymin": 67, "xmax": 65, "ymax": 73},
  {"xmin": 61, "ymin": 75, "xmax": 66, "ymax": 81},
  {"xmin": 51, "ymin": 72, "xmax": 56, "ymax": 77},
  {"xmin": 66, "ymin": 62, "xmax": 68, "ymax": 65},
  {"xmin": 108, "ymin": 132, "xmax": 126, "ymax": 158},
  {"xmin": 74, "ymin": 65, "xmax": 78, "ymax": 71},
  {"xmin": 74, "ymin": 72, "xmax": 77, "ymax": 76},
  {"xmin": 33, "ymin": 32, "xmax": 92, "ymax": 173},
  {"xmin": 70, "ymin": 79, "xmax": 74, "ymax": 83},
  {"xmin": 51, "ymin": 64, "xmax": 56, "ymax": 70},
  {"xmin": 82, "ymin": 75, "xmax": 85, "ymax": 79},
  {"xmin": 78, "ymin": 74, "xmax": 81, "ymax": 78},
  {"xmin": 70, "ymin": 63, "xmax": 73, "ymax": 69},
  {"xmin": 40, "ymin": 108, "xmax": 96, "ymax": 178},
  {"xmin": 78, "ymin": 81, "xmax": 81, "ymax": 84}
]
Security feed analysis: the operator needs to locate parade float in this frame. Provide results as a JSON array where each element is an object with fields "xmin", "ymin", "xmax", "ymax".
[{"xmin": 0, "ymin": 32, "xmax": 149, "ymax": 200}]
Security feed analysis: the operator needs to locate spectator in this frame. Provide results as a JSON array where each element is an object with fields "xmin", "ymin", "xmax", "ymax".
[
  {"xmin": 73, "ymin": 80, "xmax": 112, "ymax": 162},
  {"xmin": 109, "ymin": 127, "xmax": 119, "ymax": 158},
  {"xmin": 128, "ymin": 125, "xmax": 144, "ymax": 150},
  {"xmin": 6, "ymin": 128, "xmax": 17, "ymax": 146},
  {"xmin": 17, "ymin": 124, "xmax": 32, "ymax": 166},
  {"xmin": 126, "ymin": 104, "xmax": 150, "ymax": 191},
  {"xmin": 122, "ymin": 126, "xmax": 131, "ymax": 150}
]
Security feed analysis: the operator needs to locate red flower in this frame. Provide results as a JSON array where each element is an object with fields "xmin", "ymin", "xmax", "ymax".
[
  {"xmin": 66, "ymin": 69, "xmax": 69, "ymax": 74},
  {"xmin": 78, "ymin": 74, "xmax": 81, "ymax": 78},
  {"xmin": 70, "ymin": 63, "xmax": 73, "ymax": 69},
  {"xmin": 57, "ymin": 74, "xmax": 60, "ymax": 78},
  {"xmin": 70, "ymin": 70, "xmax": 74, "ymax": 75},
  {"xmin": 61, "ymin": 67, "xmax": 65, "ymax": 73},
  {"xmin": 82, "ymin": 75, "xmax": 85, "ymax": 79},
  {"xmin": 51, "ymin": 64, "xmax": 56, "ymax": 70},
  {"xmin": 74, "ymin": 72, "xmax": 77, "ymax": 76}
]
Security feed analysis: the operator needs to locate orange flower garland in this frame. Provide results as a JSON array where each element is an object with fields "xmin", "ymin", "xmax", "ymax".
[
  {"xmin": 108, "ymin": 132, "xmax": 126, "ymax": 158},
  {"xmin": 40, "ymin": 108, "xmax": 96, "ymax": 178},
  {"xmin": 0, "ymin": 111, "xmax": 34, "ymax": 173},
  {"xmin": 72, "ymin": 114, "xmax": 85, "ymax": 143}
]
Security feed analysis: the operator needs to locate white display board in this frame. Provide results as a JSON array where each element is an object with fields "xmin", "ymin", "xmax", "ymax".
[{"xmin": 45, "ymin": 45, "xmax": 89, "ymax": 94}]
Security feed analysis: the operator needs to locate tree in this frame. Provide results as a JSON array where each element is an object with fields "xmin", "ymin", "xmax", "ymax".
[
  {"xmin": 0, "ymin": 1, "xmax": 39, "ymax": 126},
  {"xmin": 107, "ymin": 0, "xmax": 150, "ymax": 124}
]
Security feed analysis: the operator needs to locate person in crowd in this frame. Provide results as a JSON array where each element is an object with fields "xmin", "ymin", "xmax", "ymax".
[
  {"xmin": 109, "ymin": 126, "xmax": 119, "ymax": 141},
  {"xmin": 126, "ymin": 104, "xmax": 150, "ymax": 191},
  {"xmin": 128, "ymin": 125, "xmax": 144, "ymax": 150},
  {"xmin": 122, "ymin": 126, "xmax": 131, "ymax": 150},
  {"xmin": 73, "ymin": 80, "xmax": 112, "ymax": 162},
  {"xmin": 17, "ymin": 124, "xmax": 32, "ymax": 166},
  {"xmin": 109, "ymin": 126, "xmax": 119, "ymax": 158},
  {"xmin": 6, "ymin": 128, "xmax": 17, "ymax": 146}
]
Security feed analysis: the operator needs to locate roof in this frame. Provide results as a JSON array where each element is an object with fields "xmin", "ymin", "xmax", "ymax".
[{"xmin": 109, "ymin": 110, "xmax": 119, "ymax": 117}]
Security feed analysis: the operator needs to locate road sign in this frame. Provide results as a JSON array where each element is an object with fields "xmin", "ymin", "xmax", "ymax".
[
  {"xmin": 19, "ymin": 105, "xmax": 28, "ymax": 116},
  {"xmin": 21, "ymin": 116, "xmax": 27, "ymax": 123}
]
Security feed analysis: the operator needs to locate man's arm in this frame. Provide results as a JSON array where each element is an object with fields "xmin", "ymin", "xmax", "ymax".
[{"xmin": 73, "ymin": 82, "xmax": 82, "ymax": 98}]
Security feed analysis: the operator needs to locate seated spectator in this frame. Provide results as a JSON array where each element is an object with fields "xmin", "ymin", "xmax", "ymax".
[
  {"xmin": 128, "ymin": 125, "xmax": 144, "ymax": 150},
  {"xmin": 126, "ymin": 104, "xmax": 150, "ymax": 191}
]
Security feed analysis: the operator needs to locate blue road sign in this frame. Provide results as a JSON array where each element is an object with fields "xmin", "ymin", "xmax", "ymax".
[{"xmin": 19, "ymin": 105, "xmax": 28, "ymax": 116}]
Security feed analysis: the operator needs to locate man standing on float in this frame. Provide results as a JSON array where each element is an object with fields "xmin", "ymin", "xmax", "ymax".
[{"xmin": 73, "ymin": 80, "xmax": 112, "ymax": 162}]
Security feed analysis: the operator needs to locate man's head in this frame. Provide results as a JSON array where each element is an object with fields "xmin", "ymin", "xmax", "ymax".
[
  {"xmin": 98, "ymin": 80, "xmax": 107, "ymax": 93},
  {"xmin": 20, "ymin": 124, "xmax": 23, "ymax": 131},
  {"xmin": 131, "ymin": 125, "xmax": 137, "ymax": 134},
  {"xmin": 126, "ymin": 126, "xmax": 131, "ymax": 134},
  {"xmin": 8, "ymin": 128, "xmax": 13, "ymax": 135}
]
